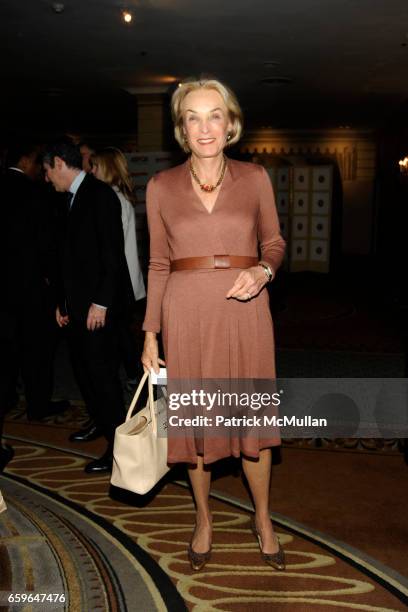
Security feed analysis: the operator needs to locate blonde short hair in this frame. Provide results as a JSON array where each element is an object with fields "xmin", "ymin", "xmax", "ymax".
[
  {"xmin": 171, "ymin": 78, "xmax": 243, "ymax": 153},
  {"xmin": 91, "ymin": 147, "xmax": 134, "ymax": 203}
]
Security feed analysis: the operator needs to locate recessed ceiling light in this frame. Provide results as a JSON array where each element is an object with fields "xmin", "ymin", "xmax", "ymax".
[
  {"xmin": 52, "ymin": 2, "xmax": 64, "ymax": 13},
  {"xmin": 43, "ymin": 87, "xmax": 64, "ymax": 97},
  {"xmin": 155, "ymin": 75, "xmax": 178, "ymax": 84},
  {"xmin": 123, "ymin": 10, "xmax": 132, "ymax": 23},
  {"xmin": 260, "ymin": 77, "xmax": 293, "ymax": 86}
]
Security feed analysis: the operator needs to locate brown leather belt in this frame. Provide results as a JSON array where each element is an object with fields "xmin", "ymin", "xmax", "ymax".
[{"xmin": 170, "ymin": 255, "xmax": 258, "ymax": 272}]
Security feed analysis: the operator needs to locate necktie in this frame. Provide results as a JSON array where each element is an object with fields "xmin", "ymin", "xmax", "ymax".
[{"xmin": 66, "ymin": 192, "xmax": 73, "ymax": 212}]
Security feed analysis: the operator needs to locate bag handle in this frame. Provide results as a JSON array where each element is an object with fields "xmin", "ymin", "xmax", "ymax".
[
  {"xmin": 148, "ymin": 374, "xmax": 158, "ymax": 435},
  {"xmin": 125, "ymin": 371, "xmax": 148, "ymax": 421},
  {"xmin": 125, "ymin": 371, "xmax": 159, "ymax": 435}
]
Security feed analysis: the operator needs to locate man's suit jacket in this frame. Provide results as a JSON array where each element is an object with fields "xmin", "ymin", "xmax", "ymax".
[
  {"xmin": 59, "ymin": 173, "xmax": 135, "ymax": 321},
  {"xmin": 0, "ymin": 169, "xmax": 57, "ymax": 312}
]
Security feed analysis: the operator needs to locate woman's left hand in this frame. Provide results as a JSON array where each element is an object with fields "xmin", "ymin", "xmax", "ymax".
[{"xmin": 226, "ymin": 266, "xmax": 268, "ymax": 301}]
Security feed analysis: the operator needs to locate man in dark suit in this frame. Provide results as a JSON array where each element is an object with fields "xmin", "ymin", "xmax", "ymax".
[
  {"xmin": 43, "ymin": 138, "xmax": 134, "ymax": 473},
  {"xmin": 0, "ymin": 142, "xmax": 67, "ymax": 471}
]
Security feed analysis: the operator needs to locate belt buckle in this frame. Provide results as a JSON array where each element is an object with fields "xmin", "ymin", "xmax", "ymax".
[{"xmin": 214, "ymin": 254, "xmax": 230, "ymax": 269}]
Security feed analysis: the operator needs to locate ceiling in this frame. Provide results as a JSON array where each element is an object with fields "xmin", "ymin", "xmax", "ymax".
[{"xmin": 1, "ymin": 0, "xmax": 408, "ymax": 134}]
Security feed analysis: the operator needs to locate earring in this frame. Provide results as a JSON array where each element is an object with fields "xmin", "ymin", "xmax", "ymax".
[{"xmin": 227, "ymin": 133, "xmax": 232, "ymax": 141}]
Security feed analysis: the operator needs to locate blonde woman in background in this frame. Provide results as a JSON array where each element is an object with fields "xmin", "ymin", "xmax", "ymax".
[
  {"xmin": 91, "ymin": 147, "xmax": 146, "ymax": 385},
  {"xmin": 91, "ymin": 147, "xmax": 145, "ymax": 301}
]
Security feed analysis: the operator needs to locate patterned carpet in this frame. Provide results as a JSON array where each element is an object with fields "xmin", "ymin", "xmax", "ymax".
[
  {"xmin": 1, "ymin": 408, "xmax": 407, "ymax": 611},
  {"xmin": 0, "ymin": 474, "xmax": 183, "ymax": 611},
  {"xmin": 271, "ymin": 274, "xmax": 405, "ymax": 357}
]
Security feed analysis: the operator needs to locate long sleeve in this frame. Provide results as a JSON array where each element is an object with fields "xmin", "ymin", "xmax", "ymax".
[
  {"xmin": 92, "ymin": 188, "xmax": 124, "ymax": 308},
  {"xmin": 118, "ymin": 189, "xmax": 146, "ymax": 301},
  {"xmin": 142, "ymin": 176, "xmax": 170, "ymax": 333},
  {"xmin": 257, "ymin": 166, "xmax": 286, "ymax": 274}
]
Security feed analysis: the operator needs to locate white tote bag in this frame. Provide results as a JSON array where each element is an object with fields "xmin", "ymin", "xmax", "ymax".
[
  {"xmin": 0, "ymin": 489, "xmax": 6, "ymax": 514},
  {"xmin": 111, "ymin": 371, "xmax": 169, "ymax": 494}
]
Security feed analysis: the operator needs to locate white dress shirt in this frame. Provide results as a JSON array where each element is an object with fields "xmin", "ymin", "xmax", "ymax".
[{"xmin": 68, "ymin": 170, "xmax": 86, "ymax": 207}]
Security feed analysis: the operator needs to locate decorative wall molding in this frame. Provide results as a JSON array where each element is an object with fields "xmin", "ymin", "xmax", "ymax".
[{"xmin": 241, "ymin": 129, "xmax": 376, "ymax": 182}]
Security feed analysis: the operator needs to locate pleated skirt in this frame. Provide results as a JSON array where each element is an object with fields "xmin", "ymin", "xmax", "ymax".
[{"xmin": 161, "ymin": 269, "xmax": 280, "ymax": 464}]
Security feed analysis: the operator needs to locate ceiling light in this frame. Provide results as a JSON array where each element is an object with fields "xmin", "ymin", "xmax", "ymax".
[
  {"xmin": 52, "ymin": 2, "xmax": 64, "ymax": 13},
  {"xmin": 155, "ymin": 75, "xmax": 178, "ymax": 84},
  {"xmin": 123, "ymin": 10, "xmax": 132, "ymax": 23},
  {"xmin": 399, "ymin": 157, "xmax": 408, "ymax": 173},
  {"xmin": 263, "ymin": 61, "xmax": 280, "ymax": 69},
  {"xmin": 260, "ymin": 77, "xmax": 293, "ymax": 86}
]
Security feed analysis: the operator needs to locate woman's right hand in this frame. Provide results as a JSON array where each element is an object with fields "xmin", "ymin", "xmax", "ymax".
[{"xmin": 141, "ymin": 331, "xmax": 166, "ymax": 374}]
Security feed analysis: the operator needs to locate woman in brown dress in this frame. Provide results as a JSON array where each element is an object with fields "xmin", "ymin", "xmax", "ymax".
[{"xmin": 142, "ymin": 78, "xmax": 286, "ymax": 570}]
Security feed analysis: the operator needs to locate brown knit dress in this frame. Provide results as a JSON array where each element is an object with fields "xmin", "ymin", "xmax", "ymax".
[{"xmin": 143, "ymin": 158, "xmax": 286, "ymax": 464}]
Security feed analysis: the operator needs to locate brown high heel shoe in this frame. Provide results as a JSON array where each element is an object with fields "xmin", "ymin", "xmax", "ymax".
[
  {"xmin": 250, "ymin": 517, "xmax": 285, "ymax": 570},
  {"xmin": 188, "ymin": 526, "xmax": 212, "ymax": 571}
]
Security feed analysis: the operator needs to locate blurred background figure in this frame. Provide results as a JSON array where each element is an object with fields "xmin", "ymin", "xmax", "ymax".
[
  {"xmin": 79, "ymin": 141, "xmax": 96, "ymax": 173},
  {"xmin": 43, "ymin": 138, "xmax": 135, "ymax": 472},
  {"xmin": 0, "ymin": 141, "xmax": 69, "ymax": 442},
  {"xmin": 91, "ymin": 147, "xmax": 145, "ymax": 388}
]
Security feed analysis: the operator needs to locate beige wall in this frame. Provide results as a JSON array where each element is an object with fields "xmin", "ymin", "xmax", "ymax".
[
  {"xmin": 136, "ymin": 93, "xmax": 168, "ymax": 152},
  {"xmin": 124, "ymin": 87, "xmax": 171, "ymax": 152}
]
